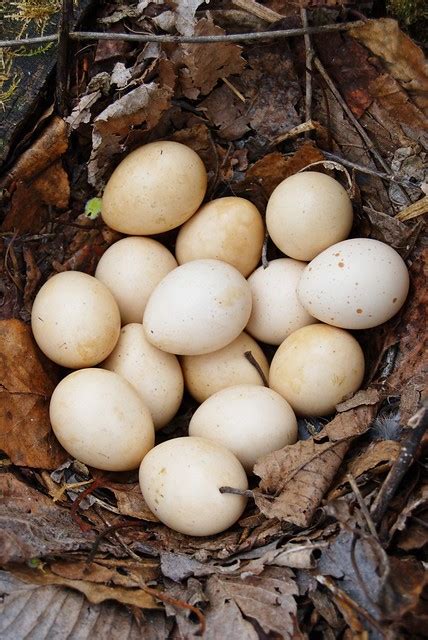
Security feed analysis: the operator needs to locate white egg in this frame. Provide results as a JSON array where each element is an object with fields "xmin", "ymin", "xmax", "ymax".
[
  {"xmin": 50, "ymin": 369, "xmax": 155, "ymax": 471},
  {"xmin": 139, "ymin": 437, "xmax": 248, "ymax": 536},
  {"xmin": 102, "ymin": 324, "xmax": 183, "ymax": 430},
  {"xmin": 269, "ymin": 324, "xmax": 365, "ymax": 416},
  {"xmin": 297, "ymin": 238, "xmax": 409, "ymax": 329},
  {"xmin": 95, "ymin": 237, "xmax": 177, "ymax": 324},
  {"xmin": 175, "ymin": 196, "xmax": 264, "ymax": 276},
  {"xmin": 266, "ymin": 171, "xmax": 353, "ymax": 260},
  {"xmin": 246, "ymin": 258, "xmax": 317, "ymax": 345},
  {"xmin": 143, "ymin": 259, "xmax": 252, "ymax": 355},
  {"xmin": 189, "ymin": 385, "xmax": 297, "ymax": 472},
  {"xmin": 181, "ymin": 331, "xmax": 269, "ymax": 403}
]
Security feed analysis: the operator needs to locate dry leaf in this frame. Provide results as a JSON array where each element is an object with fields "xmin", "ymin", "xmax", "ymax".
[
  {"xmin": 174, "ymin": 0, "xmax": 209, "ymax": 36},
  {"xmin": 351, "ymin": 18, "xmax": 428, "ymax": 115},
  {"xmin": 0, "ymin": 319, "xmax": 66, "ymax": 469},
  {"xmin": 336, "ymin": 388, "xmax": 380, "ymax": 412},
  {"xmin": 254, "ymin": 405, "xmax": 376, "ymax": 526},
  {"xmin": 108, "ymin": 482, "xmax": 158, "ymax": 522}
]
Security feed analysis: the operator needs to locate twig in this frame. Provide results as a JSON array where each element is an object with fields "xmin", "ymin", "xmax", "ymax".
[
  {"xmin": 56, "ymin": 0, "xmax": 73, "ymax": 117},
  {"xmin": 347, "ymin": 473, "xmax": 379, "ymax": 540},
  {"xmin": 313, "ymin": 56, "xmax": 410, "ymax": 204},
  {"xmin": 95, "ymin": 508, "xmax": 142, "ymax": 562},
  {"xmin": 323, "ymin": 152, "xmax": 421, "ymax": 188},
  {"xmin": 371, "ymin": 405, "xmax": 428, "ymax": 525},
  {"xmin": 244, "ymin": 350, "xmax": 268, "ymax": 387},
  {"xmin": 222, "ymin": 76, "xmax": 245, "ymax": 103},
  {"xmin": 395, "ymin": 194, "xmax": 428, "ymax": 221},
  {"xmin": 0, "ymin": 21, "xmax": 367, "ymax": 48},
  {"xmin": 70, "ymin": 475, "xmax": 105, "ymax": 532},
  {"xmin": 261, "ymin": 229, "xmax": 269, "ymax": 269},
  {"xmin": 272, "ymin": 120, "xmax": 316, "ymax": 144},
  {"xmin": 300, "ymin": 6, "xmax": 313, "ymax": 134},
  {"xmin": 86, "ymin": 522, "xmax": 143, "ymax": 564},
  {"xmin": 232, "ymin": 0, "xmax": 282, "ymax": 23},
  {"xmin": 140, "ymin": 585, "xmax": 206, "ymax": 635},
  {"xmin": 219, "ymin": 486, "xmax": 255, "ymax": 498}
]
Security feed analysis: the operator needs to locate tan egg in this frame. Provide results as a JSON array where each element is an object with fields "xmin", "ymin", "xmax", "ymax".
[
  {"xmin": 95, "ymin": 237, "xmax": 177, "ymax": 324},
  {"xmin": 297, "ymin": 238, "xmax": 410, "ymax": 329},
  {"xmin": 143, "ymin": 260, "xmax": 252, "ymax": 355},
  {"xmin": 266, "ymin": 172, "xmax": 353, "ymax": 260},
  {"xmin": 50, "ymin": 369, "xmax": 155, "ymax": 471},
  {"xmin": 101, "ymin": 141, "xmax": 207, "ymax": 235},
  {"xmin": 102, "ymin": 323, "xmax": 183, "ymax": 430},
  {"xmin": 269, "ymin": 324, "xmax": 364, "ymax": 416},
  {"xmin": 181, "ymin": 332, "xmax": 269, "ymax": 403},
  {"xmin": 189, "ymin": 385, "xmax": 297, "ymax": 472},
  {"xmin": 139, "ymin": 437, "xmax": 248, "ymax": 536},
  {"xmin": 31, "ymin": 271, "xmax": 120, "ymax": 368},
  {"xmin": 246, "ymin": 258, "xmax": 317, "ymax": 345},
  {"xmin": 175, "ymin": 196, "xmax": 264, "ymax": 276}
]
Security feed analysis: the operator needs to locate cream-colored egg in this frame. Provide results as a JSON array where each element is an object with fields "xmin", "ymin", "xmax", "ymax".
[
  {"xmin": 101, "ymin": 141, "xmax": 207, "ymax": 235},
  {"xmin": 246, "ymin": 258, "xmax": 317, "ymax": 345},
  {"xmin": 143, "ymin": 259, "xmax": 252, "ymax": 355},
  {"xmin": 189, "ymin": 385, "xmax": 297, "ymax": 472},
  {"xmin": 266, "ymin": 171, "xmax": 353, "ymax": 260},
  {"xmin": 139, "ymin": 437, "xmax": 248, "ymax": 536},
  {"xmin": 31, "ymin": 271, "xmax": 120, "ymax": 368},
  {"xmin": 50, "ymin": 369, "xmax": 154, "ymax": 471},
  {"xmin": 297, "ymin": 238, "xmax": 410, "ymax": 329},
  {"xmin": 269, "ymin": 324, "xmax": 364, "ymax": 416},
  {"xmin": 102, "ymin": 323, "xmax": 183, "ymax": 430},
  {"xmin": 181, "ymin": 331, "xmax": 269, "ymax": 403},
  {"xmin": 95, "ymin": 237, "xmax": 177, "ymax": 325},
  {"xmin": 175, "ymin": 197, "xmax": 264, "ymax": 277}
]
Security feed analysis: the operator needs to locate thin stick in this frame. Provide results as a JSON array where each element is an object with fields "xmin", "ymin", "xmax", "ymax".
[
  {"xmin": 219, "ymin": 486, "xmax": 255, "ymax": 498},
  {"xmin": 261, "ymin": 229, "xmax": 269, "ymax": 269},
  {"xmin": 232, "ymin": 0, "xmax": 282, "ymax": 23},
  {"xmin": 347, "ymin": 473, "xmax": 379, "ymax": 540},
  {"xmin": 140, "ymin": 585, "xmax": 206, "ymax": 635},
  {"xmin": 244, "ymin": 350, "xmax": 268, "ymax": 387},
  {"xmin": 56, "ymin": 0, "xmax": 73, "ymax": 116},
  {"xmin": 323, "ymin": 152, "xmax": 420, "ymax": 188},
  {"xmin": 313, "ymin": 56, "xmax": 410, "ymax": 204},
  {"xmin": 222, "ymin": 76, "xmax": 245, "ymax": 103},
  {"xmin": 370, "ymin": 406, "xmax": 427, "ymax": 525},
  {"xmin": 0, "ymin": 21, "xmax": 367, "ymax": 48},
  {"xmin": 300, "ymin": 6, "xmax": 313, "ymax": 133}
]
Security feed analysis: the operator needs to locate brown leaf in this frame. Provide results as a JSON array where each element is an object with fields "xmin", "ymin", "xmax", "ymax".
[
  {"xmin": 351, "ymin": 18, "xmax": 428, "ymax": 115},
  {"xmin": 177, "ymin": 17, "xmax": 245, "ymax": 99},
  {"xmin": 254, "ymin": 406, "xmax": 376, "ymax": 526},
  {"xmin": 0, "ymin": 472, "xmax": 116, "ymax": 563},
  {"xmin": 205, "ymin": 568, "xmax": 298, "ymax": 639},
  {"xmin": 171, "ymin": 124, "xmax": 219, "ymax": 191},
  {"xmin": 0, "ymin": 570, "xmax": 168, "ymax": 639},
  {"xmin": 108, "ymin": 482, "xmax": 159, "ymax": 522},
  {"xmin": 336, "ymin": 388, "xmax": 381, "ymax": 413},
  {"xmin": 0, "ymin": 319, "xmax": 67, "ymax": 469},
  {"xmin": 50, "ymin": 558, "xmax": 160, "ymax": 588},
  {"xmin": 390, "ymin": 482, "xmax": 428, "ymax": 549},
  {"xmin": 200, "ymin": 84, "xmax": 250, "ymax": 141}
]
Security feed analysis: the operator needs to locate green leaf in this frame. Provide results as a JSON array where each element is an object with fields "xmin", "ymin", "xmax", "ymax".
[{"xmin": 84, "ymin": 197, "xmax": 102, "ymax": 220}]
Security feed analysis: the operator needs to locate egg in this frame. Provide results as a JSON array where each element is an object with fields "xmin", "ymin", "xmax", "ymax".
[
  {"xmin": 297, "ymin": 238, "xmax": 410, "ymax": 329},
  {"xmin": 246, "ymin": 258, "xmax": 317, "ymax": 345},
  {"xmin": 50, "ymin": 369, "xmax": 155, "ymax": 471},
  {"xmin": 266, "ymin": 171, "xmax": 353, "ymax": 260},
  {"xmin": 143, "ymin": 259, "xmax": 252, "ymax": 355},
  {"xmin": 139, "ymin": 437, "xmax": 248, "ymax": 536},
  {"xmin": 189, "ymin": 385, "xmax": 297, "ymax": 472},
  {"xmin": 175, "ymin": 197, "xmax": 264, "ymax": 277},
  {"xmin": 181, "ymin": 331, "xmax": 269, "ymax": 403},
  {"xmin": 31, "ymin": 271, "xmax": 121, "ymax": 368},
  {"xmin": 102, "ymin": 324, "xmax": 183, "ymax": 430},
  {"xmin": 101, "ymin": 141, "xmax": 207, "ymax": 235},
  {"xmin": 95, "ymin": 237, "xmax": 177, "ymax": 325},
  {"xmin": 269, "ymin": 324, "xmax": 365, "ymax": 416}
]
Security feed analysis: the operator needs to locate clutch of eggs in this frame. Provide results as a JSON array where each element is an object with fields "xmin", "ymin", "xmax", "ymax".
[{"xmin": 29, "ymin": 143, "xmax": 411, "ymax": 537}]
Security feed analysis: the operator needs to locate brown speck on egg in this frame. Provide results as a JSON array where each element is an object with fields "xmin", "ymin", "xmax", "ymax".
[
  {"xmin": 338, "ymin": 262, "xmax": 344, "ymax": 268},
  {"xmin": 356, "ymin": 308, "xmax": 363, "ymax": 314},
  {"xmin": 392, "ymin": 297, "xmax": 398, "ymax": 303}
]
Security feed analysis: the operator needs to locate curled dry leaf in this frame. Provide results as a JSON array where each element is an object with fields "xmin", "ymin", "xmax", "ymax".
[
  {"xmin": 254, "ymin": 405, "xmax": 377, "ymax": 527},
  {"xmin": 108, "ymin": 482, "xmax": 159, "ymax": 522},
  {"xmin": 336, "ymin": 388, "xmax": 381, "ymax": 413},
  {"xmin": 0, "ymin": 320, "xmax": 66, "ymax": 469}
]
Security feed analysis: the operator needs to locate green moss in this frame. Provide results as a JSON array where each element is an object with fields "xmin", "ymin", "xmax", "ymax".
[{"xmin": 387, "ymin": 0, "xmax": 428, "ymax": 43}]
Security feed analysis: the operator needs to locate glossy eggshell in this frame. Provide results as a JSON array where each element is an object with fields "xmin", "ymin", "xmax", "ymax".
[
  {"xmin": 269, "ymin": 324, "xmax": 365, "ymax": 416},
  {"xmin": 143, "ymin": 259, "xmax": 252, "ymax": 355},
  {"xmin": 139, "ymin": 437, "xmax": 248, "ymax": 536},
  {"xmin": 101, "ymin": 141, "xmax": 207, "ymax": 235},
  {"xmin": 297, "ymin": 238, "xmax": 410, "ymax": 329},
  {"xmin": 246, "ymin": 258, "xmax": 317, "ymax": 345},
  {"xmin": 31, "ymin": 271, "xmax": 121, "ymax": 368},
  {"xmin": 189, "ymin": 385, "xmax": 297, "ymax": 472},
  {"xmin": 95, "ymin": 237, "xmax": 177, "ymax": 325},
  {"xmin": 102, "ymin": 323, "xmax": 183, "ymax": 430},
  {"xmin": 49, "ymin": 369, "xmax": 155, "ymax": 471},
  {"xmin": 266, "ymin": 171, "xmax": 353, "ymax": 260},
  {"xmin": 181, "ymin": 331, "xmax": 269, "ymax": 403},
  {"xmin": 175, "ymin": 196, "xmax": 264, "ymax": 276}
]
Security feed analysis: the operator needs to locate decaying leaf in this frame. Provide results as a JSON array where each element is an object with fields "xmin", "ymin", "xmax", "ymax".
[
  {"xmin": 108, "ymin": 482, "xmax": 158, "ymax": 522},
  {"xmin": 0, "ymin": 320, "xmax": 66, "ymax": 469},
  {"xmin": 336, "ymin": 388, "xmax": 380, "ymax": 412},
  {"xmin": 254, "ymin": 405, "xmax": 377, "ymax": 526}
]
